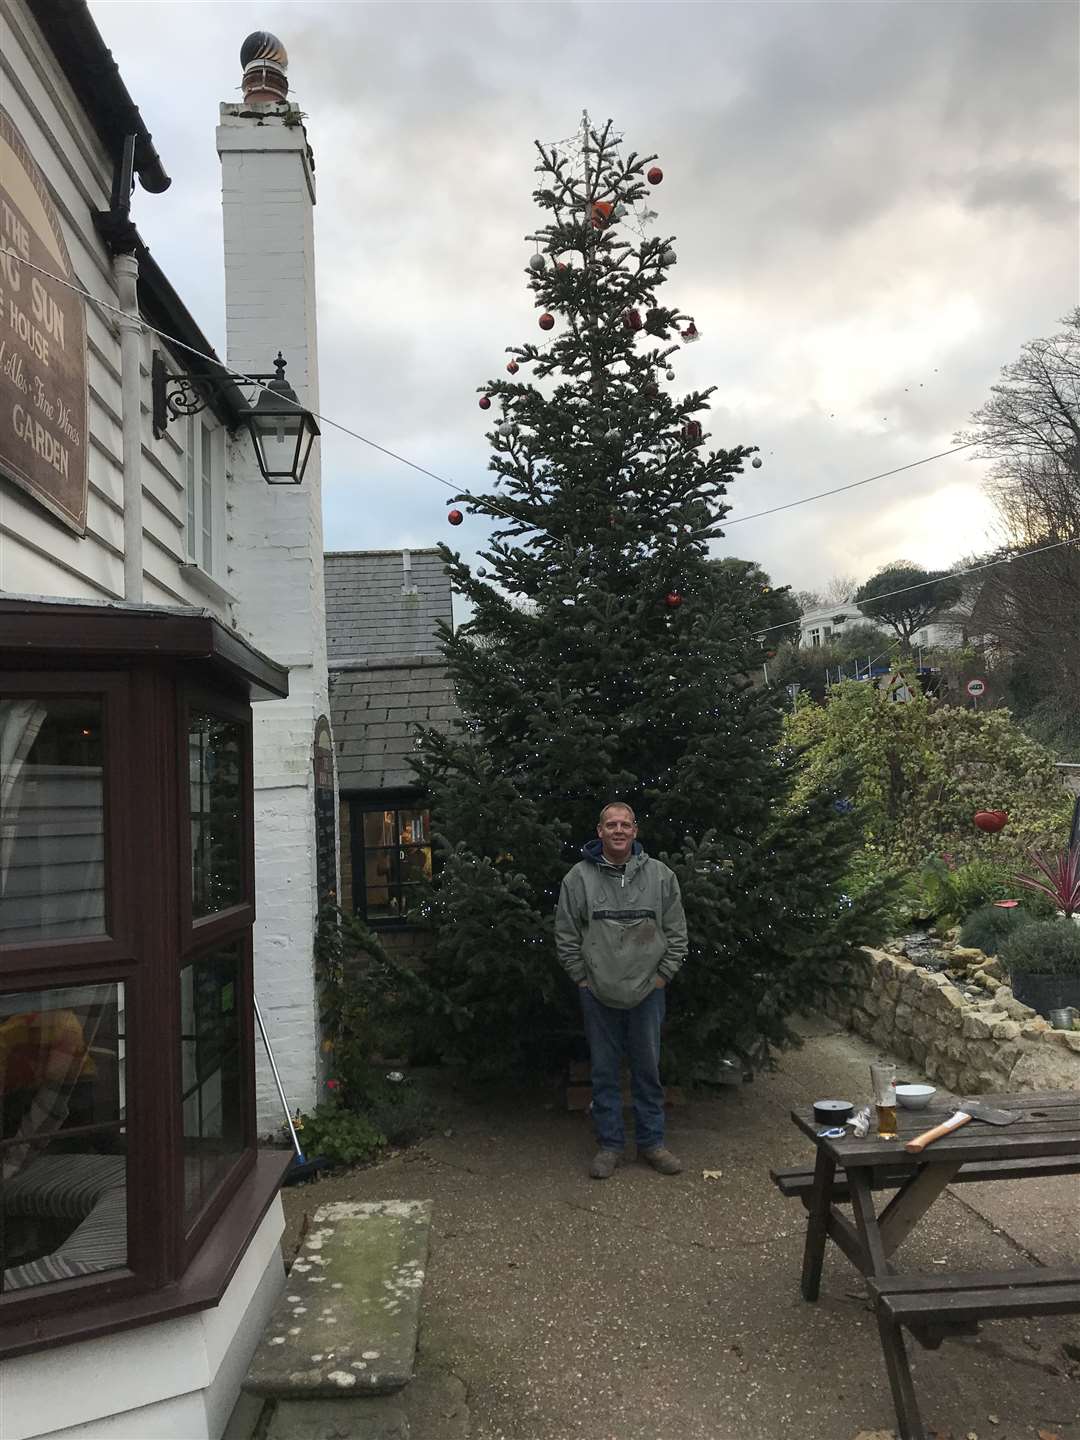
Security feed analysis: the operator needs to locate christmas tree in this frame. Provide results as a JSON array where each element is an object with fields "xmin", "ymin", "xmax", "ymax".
[{"xmin": 413, "ymin": 117, "xmax": 882, "ymax": 1082}]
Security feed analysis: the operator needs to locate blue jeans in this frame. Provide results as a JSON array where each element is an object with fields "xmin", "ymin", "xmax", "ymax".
[{"xmin": 581, "ymin": 985, "xmax": 666, "ymax": 1151}]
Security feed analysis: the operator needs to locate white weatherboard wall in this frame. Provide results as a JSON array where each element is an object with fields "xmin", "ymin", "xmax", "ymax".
[
  {"xmin": 218, "ymin": 101, "xmax": 330, "ymax": 1132},
  {"xmin": 0, "ymin": 0, "xmax": 234, "ymax": 614},
  {"xmin": 1, "ymin": 1200, "xmax": 286, "ymax": 1440}
]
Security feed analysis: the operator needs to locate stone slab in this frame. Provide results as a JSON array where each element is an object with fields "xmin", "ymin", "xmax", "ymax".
[
  {"xmin": 264, "ymin": 1367, "xmax": 469, "ymax": 1440},
  {"xmin": 246, "ymin": 1199, "xmax": 432, "ymax": 1399}
]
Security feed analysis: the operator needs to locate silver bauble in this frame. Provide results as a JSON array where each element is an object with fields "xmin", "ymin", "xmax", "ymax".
[
  {"xmin": 752, "ymin": 457, "xmax": 763, "ymax": 469},
  {"xmin": 528, "ymin": 254, "xmax": 546, "ymax": 272},
  {"xmin": 666, "ymin": 369, "xmax": 675, "ymax": 381}
]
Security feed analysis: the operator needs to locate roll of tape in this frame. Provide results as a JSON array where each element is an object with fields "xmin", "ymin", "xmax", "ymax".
[{"xmin": 813, "ymin": 1099, "xmax": 854, "ymax": 1126}]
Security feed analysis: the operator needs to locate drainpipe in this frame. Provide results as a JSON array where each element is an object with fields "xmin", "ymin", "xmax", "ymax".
[{"xmin": 115, "ymin": 252, "xmax": 144, "ymax": 601}]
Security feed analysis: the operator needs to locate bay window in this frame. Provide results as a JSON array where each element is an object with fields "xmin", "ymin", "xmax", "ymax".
[{"xmin": 0, "ymin": 600, "xmax": 288, "ymax": 1356}]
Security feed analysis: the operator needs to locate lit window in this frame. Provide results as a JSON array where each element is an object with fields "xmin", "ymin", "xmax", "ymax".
[{"xmin": 352, "ymin": 806, "xmax": 432, "ymax": 923}]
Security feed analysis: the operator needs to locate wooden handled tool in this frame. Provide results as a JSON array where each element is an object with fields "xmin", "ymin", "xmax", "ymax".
[{"xmin": 905, "ymin": 1100, "xmax": 1020, "ymax": 1153}]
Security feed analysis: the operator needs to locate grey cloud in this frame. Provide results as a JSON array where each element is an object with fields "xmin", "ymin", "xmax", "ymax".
[{"xmin": 91, "ymin": 0, "xmax": 1078, "ymax": 596}]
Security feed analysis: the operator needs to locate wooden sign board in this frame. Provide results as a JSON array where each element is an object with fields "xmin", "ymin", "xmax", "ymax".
[{"xmin": 0, "ymin": 107, "xmax": 88, "ymax": 533}]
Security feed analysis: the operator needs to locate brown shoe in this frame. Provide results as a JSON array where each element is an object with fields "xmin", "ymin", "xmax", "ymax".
[
  {"xmin": 640, "ymin": 1146, "xmax": 682, "ymax": 1175},
  {"xmin": 589, "ymin": 1148, "xmax": 622, "ymax": 1179}
]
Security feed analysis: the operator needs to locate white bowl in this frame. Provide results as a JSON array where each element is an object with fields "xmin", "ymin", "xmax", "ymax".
[{"xmin": 896, "ymin": 1083, "xmax": 936, "ymax": 1110}]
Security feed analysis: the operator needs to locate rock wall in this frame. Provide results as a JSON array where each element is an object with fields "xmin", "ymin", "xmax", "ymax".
[{"xmin": 826, "ymin": 946, "xmax": 1080, "ymax": 1095}]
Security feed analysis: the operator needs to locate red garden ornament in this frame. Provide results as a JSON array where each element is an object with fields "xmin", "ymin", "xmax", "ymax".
[
  {"xmin": 447, "ymin": 509, "xmax": 464, "ymax": 526},
  {"xmin": 973, "ymin": 809, "xmax": 1009, "ymax": 834},
  {"xmin": 539, "ymin": 313, "xmax": 555, "ymax": 331},
  {"xmin": 506, "ymin": 360, "xmax": 519, "ymax": 374},
  {"xmin": 622, "ymin": 307, "xmax": 643, "ymax": 332},
  {"xmin": 681, "ymin": 319, "xmax": 700, "ymax": 343},
  {"xmin": 591, "ymin": 200, "xmax": 613, "ymax": 229},
  {"xmin": 478, "ymin": 395, "xmax": 491, "ymax": 410},
  {"xmin": 647, "ymin": 165, "xmax": 664, "ymax": 185},
  {"xmin": 682, "ymin": 420, "xmax": 703, "ymax": 443},
  {"xmin": 664, "ymin": 591, "xmax": 683, "ymax": 609}
]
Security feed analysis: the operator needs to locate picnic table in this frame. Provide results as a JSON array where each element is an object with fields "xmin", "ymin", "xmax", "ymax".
[{"xmin": 772, "ymin": 1089, "xmax": 1080, "ymax": 1440}]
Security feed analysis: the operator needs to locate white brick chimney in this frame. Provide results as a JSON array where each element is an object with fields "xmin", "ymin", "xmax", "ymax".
[{"xmin": 218, "ymin": 32, "xmax": 331, "ymax": 1133}]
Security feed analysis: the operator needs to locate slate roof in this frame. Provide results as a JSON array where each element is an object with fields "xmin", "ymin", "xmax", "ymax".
[
  {"xmin": 324, "ymin": 550, "xmax": 459, "ymax": 792},
  {"xmin": 325, "ymin": 549, "xmax": 452, "ymax": 665}
]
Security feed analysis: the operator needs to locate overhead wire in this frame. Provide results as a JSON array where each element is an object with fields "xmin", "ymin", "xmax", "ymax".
[{"xmin": 11, "ymin": 252, "xmax": 1075, "ymax": 624}]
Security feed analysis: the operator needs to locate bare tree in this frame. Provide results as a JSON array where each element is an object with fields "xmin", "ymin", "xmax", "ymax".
[
  {"xmin": 820, "ymin": 573, "xmax": 858, "ymax": 606},
  {"xmin": 960, "ymin": 310, "xmax": 1080, "ymax": 715}
]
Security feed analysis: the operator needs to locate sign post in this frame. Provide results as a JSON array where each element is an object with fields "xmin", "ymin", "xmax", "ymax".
[{"xmin": 966, "ymin": 677, "xmax": 986, "ymax": 709}]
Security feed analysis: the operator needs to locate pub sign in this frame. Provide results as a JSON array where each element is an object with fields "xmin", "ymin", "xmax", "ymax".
[{"xmin": 0, "ymin": 106, "xmax": 88, "ymax": 533}]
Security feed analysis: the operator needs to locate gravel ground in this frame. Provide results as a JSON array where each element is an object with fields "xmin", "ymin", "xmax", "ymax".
[{"xmin": 280, "ymin": 1017, "xmax": 1080, "ymax": 1440}]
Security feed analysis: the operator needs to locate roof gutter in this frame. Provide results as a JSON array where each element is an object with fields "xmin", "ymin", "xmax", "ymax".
[{"xmin": 26, "ymin": 0, "xmax": 171, "ymax": 193}]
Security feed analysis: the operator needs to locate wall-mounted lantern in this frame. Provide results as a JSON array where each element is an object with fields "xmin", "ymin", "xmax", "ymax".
[{"xmin": 152, "ymin": 349, "xmax": 319, "ymax": 486}]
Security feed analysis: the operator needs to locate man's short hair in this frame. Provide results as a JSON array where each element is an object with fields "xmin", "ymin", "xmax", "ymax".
[{"xmin": 598, "ymin": 801, "xmax": 637, "ymax": 825}]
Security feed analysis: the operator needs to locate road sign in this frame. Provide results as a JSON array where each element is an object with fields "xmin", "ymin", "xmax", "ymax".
[
  {"xmin": 966, "ymin": 678, "xmax": 986, "ymax": 698},
  {"xmin": 880, "ymin": 671, "xmax": 912, "ymax": 702}
]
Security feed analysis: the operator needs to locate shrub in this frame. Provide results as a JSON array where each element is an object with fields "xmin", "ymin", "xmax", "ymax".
[
  {"xmin": 959, "ymin": 903, "xmax": 1035, "ymax": 956},
  {"xmin": 920, "ymin": 857, "xmax": 1015, "ymax": 922},
  {"xmin": 784, "ymin": 682, "xmax": 1071, "ymax": 871},
  {"xmin": 360, "ymin": 1073, "xmax": 442, "ymax": 1148},
  {"xmin": 296, "ymin": 1102, "xmax": 386, "ymax": 1168},
  {"xmin": 999, "ymin": 920, "xmax": 1080, "ymax": 977}
]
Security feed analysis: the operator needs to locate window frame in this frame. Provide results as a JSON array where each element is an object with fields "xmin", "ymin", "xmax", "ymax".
[
  {"xmin": 0, "ymin": 657, "xmax": 260, "ymax": 1328},
  {"xmin": 184, "ymin": 415, "xmax": 226, "ymax": 580},
  {"xmin": 347, "ymin": 793, "xmax": 433, "ymax": 929}
]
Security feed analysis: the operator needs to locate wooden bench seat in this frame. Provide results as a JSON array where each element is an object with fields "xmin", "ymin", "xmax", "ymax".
[
  {"xmin": 770, "ymin": 1153, "xmax": 1080, "ymax": 1203},
  {"xmin": 866, "ymin": 1269, "xmax": 1080, "ymax": 1440}
]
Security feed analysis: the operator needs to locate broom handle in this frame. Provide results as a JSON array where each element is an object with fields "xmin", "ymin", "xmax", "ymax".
[{"xmin": 254, "ymin": 993, "xmax": 305, "ymax": 1162}]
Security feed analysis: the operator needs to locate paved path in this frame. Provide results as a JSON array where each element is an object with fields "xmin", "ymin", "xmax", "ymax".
[{"xmin": 280, "ymin": 1016, "xmax": 1080, "ymax": 1440}]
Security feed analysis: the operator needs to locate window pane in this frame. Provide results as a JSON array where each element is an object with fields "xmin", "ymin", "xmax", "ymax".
[
  {"xmin": 399, "ymin": 846, "xmax": 431, "ymax": 884},
  {"xmin": 398, "ymin": 810, "xmax": 430, "ymax": 845},
  {"xmin": 200, "ymin": 422, "xmax": 213, "ymax": 571},
  {"xmin": 0, "ymin": 983, "xmax": 126, "ymax": 1293},
  {"xmin": 362, "ymin": 810, "xmax": 395, "ymax": 848},
  {"xmin": 397, "ymin": 884, "xmax": 426, "ymax": 921},
  {"xmin": 186, "ymin": 416, "xmax": 197, "ymax": 561},
  {"xmin": 1, "ymin": 698, "xmax": 105, "ymax": 943},
  {"xmin": 363, "ymin": 848, "xmax": 395, "ymax": 918},
  {"xmin": 180, "ymin": 945, "xmax": 243, "ymax": 1224},
  {"xmin": 190, "ymin": 713, "xmax": 244, "ymax": 918}
]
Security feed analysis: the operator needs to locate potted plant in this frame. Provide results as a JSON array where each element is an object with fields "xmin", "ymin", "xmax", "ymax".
[
  {"xmin": 998, "ymin": 920, "xmax": 1080, "ymax": 1017},
  {"xmin": 1016, "ymin": 844, "xmax": 1080, "ymax": 922}
]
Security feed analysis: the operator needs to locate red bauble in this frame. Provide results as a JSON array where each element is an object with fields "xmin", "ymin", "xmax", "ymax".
[
  {"xmin": 974, "ymin": 809, "xmax": 1009, "ymax": 834},
  {"xmin": 591, "ymin": 200, "xmax": 613, "ymax": 229},
  {"xmin": 647, "ymin": 165, "xmax": 664, "ymax": 185},
  {"xmin": 447, "ymin": 509, "xmax": 464, "ymax": 526},
  {"xmin": 478, "ymin": 395, "xmax": 491, "ymax": 410},
  {"xmin": 622, "ymin": 307, "xmax": 643, "ymax": 331},
  {"xmin": 539, "ymin": 313, "xmax": 555, "ymax": 331},
  {"xmin": 681, "ymin": 420, "xmax": 702, "ymax": 443},
  {"xmin": 506, "ymin": 361, "xmax": 519, "ymax": 374},
  {"xmin": 664, "ymin": 591, "xmax": 683, "ymax": 609}
]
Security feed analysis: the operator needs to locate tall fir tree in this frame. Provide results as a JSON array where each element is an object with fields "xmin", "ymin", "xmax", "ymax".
[{"xmin": 413, "ymin": 118, "xmax": 881, "ymax": 1082}]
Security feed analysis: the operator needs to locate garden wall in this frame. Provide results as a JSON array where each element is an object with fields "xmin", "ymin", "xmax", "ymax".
[{"xmin": 825, "ymin": 946, "xmax": 1080, "ymax": 1095}]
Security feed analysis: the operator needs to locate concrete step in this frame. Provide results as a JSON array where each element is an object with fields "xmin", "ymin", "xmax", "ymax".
[{"xmin": 245, "ymin": 1199, "xmax": 432, "ymax": 1400}]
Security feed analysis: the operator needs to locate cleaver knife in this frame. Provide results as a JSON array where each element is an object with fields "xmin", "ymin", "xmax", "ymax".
[{"xmin": 905, "ymin": 1100, "xmax": 1021, "ymax": 1153}]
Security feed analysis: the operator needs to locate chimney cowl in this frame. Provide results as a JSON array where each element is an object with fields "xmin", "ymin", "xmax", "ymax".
[{"xmin": 240, "ymin": 31, "xmax": 289, "ymax": 104}]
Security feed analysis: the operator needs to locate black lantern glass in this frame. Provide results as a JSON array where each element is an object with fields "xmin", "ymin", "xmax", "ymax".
[{"xmin": 245, "ymin": 353, "xmax": 320, "ymax": 485}]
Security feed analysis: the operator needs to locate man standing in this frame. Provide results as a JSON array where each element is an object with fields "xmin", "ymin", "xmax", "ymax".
[{"xmin": 555, "ymin": 802, "xmax": 688, "ymax": 1179}]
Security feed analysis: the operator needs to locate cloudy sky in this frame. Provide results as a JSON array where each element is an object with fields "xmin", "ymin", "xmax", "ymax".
[{"xmin": 92, "ymin": 0, "xmax": 1078, "ymax": 599}]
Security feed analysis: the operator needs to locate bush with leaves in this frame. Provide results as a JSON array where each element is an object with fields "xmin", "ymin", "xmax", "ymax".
[
  {"xmin": 999, "ymin": 920, "xmax": 1080, "ymax": 977},
  {"xmin": 314, "ymin": 904, "xmax": 467, "ymax": 1083},
  {"xmin": 297, "ymin": 1098, "xmax": 386, "ymax": 1169},
  {"xmin": 784, "ymin": 681, "xmax": 1071, "ymax": 872},
  {"xmin": 959, "ymin": 903, "xmax": 1035, "ymax": 956}
]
